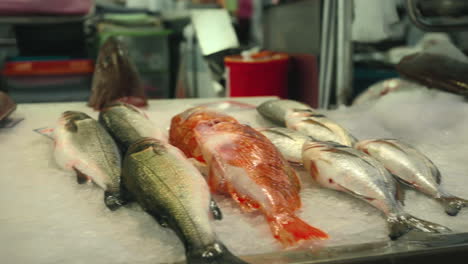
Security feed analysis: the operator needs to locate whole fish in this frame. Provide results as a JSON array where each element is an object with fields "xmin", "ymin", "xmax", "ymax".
[
  {"xmin": 259, "ymin": 127, "xmax": 314, "ymax": 164},
  {"xmin": 356, "ymin": 139, "xmax": 468, "ymax": 216},
  {"xmin": 302, "ymin": 141, "xmax": 450, "ymax": 239},
  {"xmin": 54, "ymin": 111, "xmax": 124, "ymax": 210},
  {"xmin": 122, "ymin": 137, "xmax": 248, "ymax": 264},
  {"xmin": 286, "ymin": 109, "xmax": 357, "ymax": 147},
  {"xmin": 88, "ymin": 37, "xmax": 147, "ymax": 110},
  {"xmin": 257, "ymin": 99, "xmax": 311, "ymax": 126},
  {"xmin": 170, "ymin": 107, "xmax": 328, "ymax": 247},
  {"xmin": 257, "ymin": 99, "xmax": 357, "ymax": 147},
  {"xmin": 98, "ymin": 102, "xmax": 165, "ymax": 153}
]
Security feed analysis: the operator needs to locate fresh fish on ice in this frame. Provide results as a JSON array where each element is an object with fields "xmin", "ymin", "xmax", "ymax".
[
  {"xmin": 122, "ymin": 137, "xmax": 248, "ymax": 264},
  {"xmin": 54, "ymin": 111, "xmax": 124, "ymax": 210},
  {"xmin": 302, "ymin": 140, "xmax": 451, "ymax": 239},
  {"xmin": 257, "ymin": 99, "xmax": 312, "ymax": 126},
  {"xmin": 170, "ymin": 107, "xmax": 328, "ymax": 247},
  {"xmin": 257, "ymin": 99, "xmax": 357, "ymax": 146},
  {"xmin": 356, "ymin": 139, "xmax": 468, "ymax": 216},
  {"xmin": 286, "ymin": 109, "xmax": 357, "ymax": 147},
  {"xmin": 98, "ymin": 102, "xmax": 165, "ymax": 153},
  {"xmin": 259, "ymin": 127, "xmax": 314, "ymax": 164}
]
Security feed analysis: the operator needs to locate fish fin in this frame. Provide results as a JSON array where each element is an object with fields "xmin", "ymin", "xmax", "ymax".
[
  {"xmin": 437, "ymin": 196, "xmax": 468, "ymax": 216},
  {"xmin": 301, "ymin": 118, "xmax": 333, "ymax": 132},
  {"xmin": 422, "ymin": 157, "xmax": 442, "ymax": 184},
  {"xmin": 230, "ymin": 190, "xmax": 260, "ymax": 212},
  {"xmin": 387, "ymin": 213, "xmax": 451, "ymax": 240},
  {"xmin": 269, "ymin": 214, "xmax": 328, "ymax": 247},
  {"xmin": 65, "ymin": 120, "xmax": 78, "ymax": 132},
  {"xmin": 208, "ymin": 155, "xmax": 228, "ymax": 193},
  {"xmin": 395, "ymin": 181, "xmax": 406, "ymax": 206},
  {"xmin": 186, "ymin": 241, "xmax": 248, "ymax": 264},
  {"xmin": 104, "ymin": 191, "xmax": 127, "ymax": 211},
  {"xmin": 265, "ymin": 128, "xmax": 295, "ymax": 140},
  {"xmin": 210, "ymin": 198, "xmax": 223, "ymax": 220},
  {"xmin": 149, "ymin": 212, "xmax": 170, "ymax": 228},
  {"xmin": 73, "ymin": 167, "xmax": 90, "ymax": 184}
]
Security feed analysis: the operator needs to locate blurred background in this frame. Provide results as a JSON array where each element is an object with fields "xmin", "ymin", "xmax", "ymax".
[{"xmin": 0, "ymin": 0, "xmax": 468, "ymax": 108}]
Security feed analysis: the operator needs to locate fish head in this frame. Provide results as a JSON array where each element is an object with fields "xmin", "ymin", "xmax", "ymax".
[
  {"xmin": 89, "ymin": 37, "xmax": 145, "ymax": 110},
  {"xmin": 96, "ymin": 37, "xmax": 130, "ymax": 73}
]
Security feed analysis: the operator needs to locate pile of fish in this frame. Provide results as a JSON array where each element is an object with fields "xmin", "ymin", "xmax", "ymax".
[
  {"xmin": 258, "ymin": 99, "xmax": 468, "ymax": 238},
  {"xmin": 53, "ymin": 103, "xmax": 248, "ymax": 264},
  {"xmin": 49, "ymin": 97, "xmax": 468, "ymax": 262}
]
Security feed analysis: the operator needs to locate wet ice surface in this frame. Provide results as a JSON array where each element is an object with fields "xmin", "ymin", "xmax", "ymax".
[{"xmin": 1, "ymin": 92, "xmax": 468, "ymax": 263}]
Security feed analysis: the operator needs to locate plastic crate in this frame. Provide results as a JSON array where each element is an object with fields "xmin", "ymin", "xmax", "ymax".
[
  {"xmin": 1, "ymin": 58, "xmax": 93, "ymax": 103},
  {"xmin": 98, "ymin": 24, "xmax": 172, "ymax": 73}
]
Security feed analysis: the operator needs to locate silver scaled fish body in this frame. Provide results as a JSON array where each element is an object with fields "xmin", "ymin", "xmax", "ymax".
[
  {"xmin": 98, "ymin": 102, "xmax": 166, "ymax": 153},
  {"xmin": 302, "ymin": 140, "xmax": 451, "ymax": 239},
  {"xmin": 122, "ymin": 138, "xmax": 248, "ymax": 264},
  {"xmin": 259, "ymin": 127, "xmax": 314, "ymax": 164},
  {"xmin": 54, "ymin": 111, "xmax": 124, "ymax": 210},
  {"xmin": 356, "ymin": 139, "xmax": 468, "ymax": 216},
  {"xmin": 257, "ymin": 99, "xmax": 357, "ymax": 147},
  {"xmin": 256, "ymin": 99, "xmax": 311, "ymax": 126}
]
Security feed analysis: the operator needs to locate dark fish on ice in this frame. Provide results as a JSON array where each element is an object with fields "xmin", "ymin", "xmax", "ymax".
[{"xmin": 122, "ymin": 137, "xmax": 248, "ymax": 264}]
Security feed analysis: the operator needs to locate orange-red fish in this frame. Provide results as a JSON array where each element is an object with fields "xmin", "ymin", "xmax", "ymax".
[{"xmin": 169, "ymin": 107, "xmax": 328, "ymax": 246}]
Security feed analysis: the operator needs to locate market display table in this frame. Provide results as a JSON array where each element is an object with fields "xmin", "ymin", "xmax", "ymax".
[{"xmin": 1, "ymin": 94, "xmax": 468, "ymax": 264}]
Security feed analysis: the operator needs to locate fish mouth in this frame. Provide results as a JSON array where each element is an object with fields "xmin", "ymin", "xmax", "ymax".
[
  {"xmin": 61, "ymin": 111, "xmax": 91, "ymax": 121},
  {"xmin": 127, "ymin": 137, "xmax": 166, "ymax": 155}
]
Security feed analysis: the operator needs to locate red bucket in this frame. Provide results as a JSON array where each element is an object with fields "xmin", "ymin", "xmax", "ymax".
[{"xmin": 225, "ymin": 51, "xmax": 289, "ymax": 98}]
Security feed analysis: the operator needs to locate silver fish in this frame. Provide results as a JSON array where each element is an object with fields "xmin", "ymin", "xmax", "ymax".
[
  {"xmin": 122, "ymin": 138, "xmax": 248, "ymax": 264},
  {"xmin": 257, "ymin": 99, "xmax": 357, "ymax": 146},
  {"xmin": 54, "ymin": 111, "xmax": 124, "ymax": 210},
  {"xmin": 259, "ymin": 127, "xmax": 314, "ymax": 164},
  {"xmin": 356, "ymin": 139, "xmax": 468, "ymax": 216},
  {"xmin": 302, "ymin": 140, "xmax": 450, "ymax": 239},
  {"xmin": 257, "ymin": 99, "xmax": 312, "ymax": 125},
  {"xmin": 286, "ymin": 109, "xmax": 357, "ymax": 147},
  {"xmin": 98, "ymin": 102, "xmax": 165, "ymax": 153}
]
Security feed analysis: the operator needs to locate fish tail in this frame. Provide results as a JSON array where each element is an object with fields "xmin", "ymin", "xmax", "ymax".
[
  {"xmin": 104, "ymin": 191, "xmax": 126, "ymax": 211},
  {"xmin": 437, "ymin": 196, "xmax": 468, "ymax": 216},
  {"xmin": 387, "ymin": 213, "xmax": 451, "ymax": 240},
  {"xmin": 269, "ymin": 214, "xmax": 328, "ymax": 246},
  {"xmin": 186, "ymin": 241, "xmax": 249, "ymax": 264}
]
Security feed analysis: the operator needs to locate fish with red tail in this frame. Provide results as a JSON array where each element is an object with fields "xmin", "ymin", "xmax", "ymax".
[{"xmin": 170, "ymin": 107, "xmax": 328, "ymax": 247}]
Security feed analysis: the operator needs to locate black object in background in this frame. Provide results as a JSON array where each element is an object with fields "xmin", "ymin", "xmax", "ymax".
[{"xmin": 14, "ymin": 22, "xmax": 87, "ymax": 57}]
